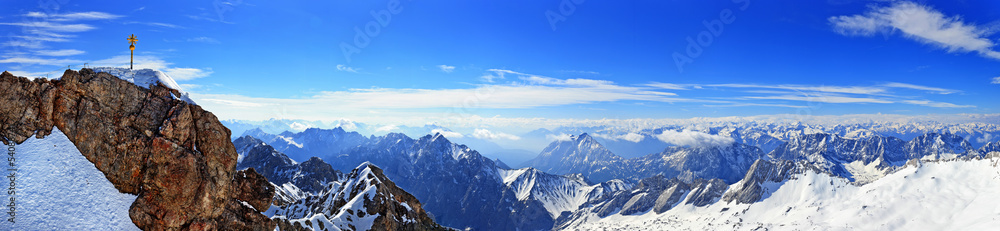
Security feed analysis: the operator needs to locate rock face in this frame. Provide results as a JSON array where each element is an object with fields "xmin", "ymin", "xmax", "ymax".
[
  {"xmin": 0, "ymin": 70, "xmax": 274, "ymax": 230},
  {"xmin": 270, "ymin": 163, "xmax": 449, "ymax": 231},
  {"xmin": 721, "ymin": 159, "xmax": 800, "ymax": 204}
]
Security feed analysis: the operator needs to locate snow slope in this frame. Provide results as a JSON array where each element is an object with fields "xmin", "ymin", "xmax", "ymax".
[
  {"xmin": 498, "ymin": 168, "xmax": 629, "ymax": 219},
  {"xmin": 92, "ymin": 67, "xmax": 196, "ymax": 104},
  {"xmin": 561, "ymin": 157, "xmax": 1000, "ymax": 230},
  {"xmin": 1, "ymin": 128, "xmax": 139, "ymax": 230}
]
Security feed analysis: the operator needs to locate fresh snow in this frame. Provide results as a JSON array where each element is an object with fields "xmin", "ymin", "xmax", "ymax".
[
  {"xmin": 268, "ymin": 164, "xmax": 383, "ymax": 231},
  {"xmin": 2, "ymin": 128, "xmax": 139, "ymax": 230},
  {"xmin": 92, "ymin": 67, "xmax": 196, "ymax": 104},
  {"xmin": 562, "ymin": 157, "xmax": 1000, "ymax": 230},
  {"xmin": 499, "ymin": 168, "xmax": 621, "ymax": 219}
]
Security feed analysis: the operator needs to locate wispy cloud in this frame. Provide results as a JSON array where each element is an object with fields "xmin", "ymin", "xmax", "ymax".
[
  {"xmin": 0, "ymin": 21, "xmax": 95, "ymax": 32},
  {"xmin": 708, "ymin": 83, "xmax": 887, "ymax": 95},
  {"xmin": 656, "ymin": 129, "xmax": 734, "ymax": 147},
  {"xmin": 438, "ymin": 65, "xmax": 455, "ymax": 73},
  {"xmin": 881, "ymin": 82, "xmax": 958, "ymax": 94},
  {"xmin": 830, "ymin": 1, "xmax": 1000, "ymax": 60},
  {"xmin": 35, "ymin": 49, "xmax": 85, "ymax": 56},
  {"xmin": 163, "ymin": 67, "xmax": 213, "ymax": 81},
  {"xmin": 701, "ymin": 103, "xmax": 809, "ymax": 108},
  {"xmin": 431, "ymin": 128, "xmax": 464, "ymax": 138},
  {"xmin": 165, "ymin": 37, "xmax": 220, "ymax": 44},
  {"xmin": 744, "ymin": 94, "xmax": 893, "ymax": 104},
  {"xmin": 336, "ymin": 64, "xmax": 360, "ymax": 73},
  {"xmin": 124, "ymin": 21, "xmax": 185, "ymax": 29},
  {"xmin": 902, "ymin": 100, "xmax": 974, "ymax": 108},
  {"xmin": 1, "ymin": 11, "xmax": 119, "ymax": 67},
  {"xmin": 0, "ymin": 57, "xmax": 83, "ymax": 66},
  {"xmin": 26, "ymin": 11, "xmax": 122, "ymax": 21},
  {"xmin": 992, "ymin": 77, "xmax": 1000, "ymax": 84},
  {"xmin": 644, "ymin": 82, "xmax": 693, "ymax": 90},
  {"xmin": 472, "ymin": 129, "xmax": 521, "ymax": 140}
]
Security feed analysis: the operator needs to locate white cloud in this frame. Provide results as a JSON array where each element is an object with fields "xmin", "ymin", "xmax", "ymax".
[
  {"xmin": 35, "ymin": 49, "xmax": 85, "ymax": 56},
  {"xmin": 6, "ymin": 70, "xmax": 51, "ymax": 79},
  {"xmin": 591, "ymin": 132, "xmax": 645, "ymax": 143},
  {"xmin": 745, "ymin": 94, "xmax": 893, "ymax": 104},
  {"xmin": 644, "ymin": 82, "xmax": 691, "ymax": 90},
  {"xmin": 702, "ymin": 103, "xmax": 809, "ymax": 108},
  {"xmin": 902, "ymin": 100, "xmax": 974, "ymax": 108},
  {"xmin": 0, "ymin": 57, "xmax": 83, "ymax": 66},
  {"xmin": 431, "ymin": 129, "xmax": 464, "ymax": 138},
  {"xmin": 438, "ymin": 65, "xmax": 455, "ymax": 73},
  {"xmin": 26, "ymin": 11, "xmax": 122, "ymax": 21},
  {"xmin": 187, "ymin": 37, "xmax": 219, "ymax": 43},
  {"xmin": 830, "ymin": 1, "xmax": 1000, "ymax": 60},
  {"xmin": 1, "ymin": 11, "xmax": 120, "ymax": 68},
  {"xmin": 336, "ymin": 64, "xmax": 360, "ymax": 73},
  {"xmin": 199, "ymin": 98, "xmax": 265, "ymax": 107},
  {"xmin": 655, "ymin": 130, "xmax": 734, "ymax": 147},
  {"xmin": 163, "ymin": 67, "xmax": 213, "ymax": 81},
  {"xmin": 375, "ymin": 125, "xmax": 398, "ymax": 133},
  {"xmin": 709, "ymin": 83, "xmax": 886, "ymax": 95},
  {"xmin": 472, "ymin": 129, "xmax": 521, "ymax": 140},
  {"xmin": 882, "ymin": 82, "xmax": 958, "ymax": 94},
  {"xmin": 546, "ymin": 133, "xmax": 573, "ymax": 142},
  {"xmin": 992, "ymin": 77, "xmax": 1000, "ymax": 84},
  {"xmin": 618, "ymin": 133, "xmax": 644, "ymax": 143}
]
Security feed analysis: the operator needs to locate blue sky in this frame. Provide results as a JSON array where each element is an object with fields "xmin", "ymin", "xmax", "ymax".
[{"xmin": 2, "ymin": 0, "xmax": 999, "ymax": 130}]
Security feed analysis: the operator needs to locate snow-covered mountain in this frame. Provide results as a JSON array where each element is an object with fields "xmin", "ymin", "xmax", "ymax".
[
  {"xmin": 238, "ymin": 123, "xmax": 999, "ymax": 230},
  {"xmin": 243, "ymin": 130, "xmax": 631, "ymax": 230},
  {"xmin": 525, "ymin": 133, "xmax": 765, "ymax": 184},
  {"xmin": 266, "ymin": 163, "xmax": 448, "ymax": 231},
  {"xmin": 559, "ymin": 154, "xmax": 1000, "ymax": 230},
  {"xmin": 554, "ymin": 175, "xmax": 728, "ymax": 230},
  {"xmin": 241, "ymin": 127, "xmax": 370, "ymax": 163},
  {"xmin": 523, "ymin": 133, "xmax": 626, "ymax": 182},
  {"xmin": 556, "ymin": 131, "xmax": 1000, "ymax": 230},
  {"xmin": 768, "ymin": 132, "xmax": 981, "ymax": 184},
  {"xmin": 234, "ymin": 135, "xmax": 345, "ymax": 193},
  {"xmin": 498, "ymin": 168, "xmax": 630, "ymax": 220}
]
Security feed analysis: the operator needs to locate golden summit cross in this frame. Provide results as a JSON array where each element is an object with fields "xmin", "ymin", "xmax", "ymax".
[{"xmin": 128, "ymin": 34, "xmax": 138, "ymax": 70}]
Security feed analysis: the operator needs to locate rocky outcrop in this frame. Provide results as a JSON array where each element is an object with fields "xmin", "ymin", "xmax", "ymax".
[
  {"xmin": 721, "ymin": 159, "xmax": 799, "ymax": 204},
  {"xmin": 0, "ymin": 70, "xmax": 274, "ymax": 230}
]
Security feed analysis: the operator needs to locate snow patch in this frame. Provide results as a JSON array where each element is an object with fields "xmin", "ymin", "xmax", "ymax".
[
  {"xmin": 3, "ymin": 128, "xmax": 139, "ymax": 230},
  {"xmin": 92, "ymin": 67, "xmax": 196, "ymax": 104}
]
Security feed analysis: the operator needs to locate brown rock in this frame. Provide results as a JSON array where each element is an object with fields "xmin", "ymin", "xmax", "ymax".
[
  {"xmin": 233, "ymin": 168, "xmax": 275, "ymax": 211},
  {"xmin": 0, "ymin": 69, "xmax": 274, "ymax": 230}
]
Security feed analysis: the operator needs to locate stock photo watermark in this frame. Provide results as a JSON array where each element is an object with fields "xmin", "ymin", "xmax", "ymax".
[
  {"xmin": 672, "ymin": 0, "xmax": 750, "ymax": 73},
  {"xmin": 341, "ymin": 0, "xmax": 410, "ymax": 63},
  {"xmin": 6, "ymin": 140, "xmax": 14, "ymax": 223},
  {"xmin": 545, "ymin": 0, "xmax": 586, "ymax": 31},
  {"xmin": 213, "ymin": 0, "xmax": 244, "ymax": 22}
]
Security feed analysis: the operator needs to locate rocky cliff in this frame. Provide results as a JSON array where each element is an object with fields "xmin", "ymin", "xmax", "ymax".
[{"xmin": 0, "ymin": 69, "xmax": 274, "ymax": 230}]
